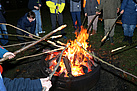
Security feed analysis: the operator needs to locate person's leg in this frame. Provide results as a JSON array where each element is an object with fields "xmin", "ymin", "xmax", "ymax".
[
  {"xmin": 122, "ymin": 24, "xmax": 129, "ymax": 42},
  {"xmin": 89, "ymin": 15, "xmax": 99, "ymax": 35},
  {"xmin": 104, "ymin": 19, "xmax": 116, "ymax": 44},
  {"xmin": 128, "ymin": 24, "xmax": 136, "ymax": 44},
  {"xmin": 92, "ymin": 15, "xmax": 99, "ymax": 33},
  {"xmin": 71, "ymin": 12, "xmax": 77, "ymax": 30},
  {"xmin": 76, "ymin": 11, "xmax": 82, "ymax": 32},
  {"xmin": 58, "ymin": 13, "xmax": 67, "ymax": 38},
  {"xmin": 0, "ymin": 24, "xmax": 8, "ymax": 45},
  {"xmin": 58, "ymin": 13, "xmax": 64, "ymax": 34},
  {"xmin": 37, "ymin": 10, "xmax": 43, "ymax": 34},
  {"xmin": 32, "ymin": 10, "xmax": 39, "ymax": 36},
  {"xmin": 51, "ymin": 13, "xmax": 57, "ymax": 35}
]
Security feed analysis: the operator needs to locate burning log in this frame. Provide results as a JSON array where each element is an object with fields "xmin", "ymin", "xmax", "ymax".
[
  {"xmin": 80, "ymin": 65, "xmax": 88, "ymax": 74},
  {"xmin": 0, "ymin": 25, "xmax": 67, "ymax": 63},
  {"xmin": 63, "ymin": 57, "xmax": 73, "ymax": 77}
]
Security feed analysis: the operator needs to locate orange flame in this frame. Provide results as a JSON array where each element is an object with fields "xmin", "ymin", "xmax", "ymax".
[{"xmin": 47, "ymin": 26, "xmax": 94, "ymax": 77}]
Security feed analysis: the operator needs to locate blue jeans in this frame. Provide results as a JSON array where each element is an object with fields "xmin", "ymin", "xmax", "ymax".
[
  {"xmin": 71, "ymin": 12, "xmax": 82, "ymax": 30},
  {"xmin": 32, "ymin": 10, "xmax": 42, "ymax": 34},
  {"xmin": 0, "ymin": 24, "xmax": 8, "ymax": 45},
  {"xmin": 122, "ymin": 24, "xmax": 136, "ymax": 37}
]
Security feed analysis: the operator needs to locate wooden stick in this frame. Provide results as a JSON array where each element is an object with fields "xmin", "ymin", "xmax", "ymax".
[
  {"xmin": 76, "ymin": 40, "xmax": 137, "ymax": 79},
  {"xmin": 87, "ymin": 14, "xmax": 99, "ymax": 34},
  {"xmin": 0, "ymin": 23, "xmax": 41, "ymax": 39},
  {"xmin": 3, "ymin": 41, "xmax": 35, "ymax": 48},
  {"xmin": 82, "ymin": 16, "xmax": 87, "ymax": 26},
  {"xmin": 49, "ymin": 43, "xmax": 70, "ymax": 80},
  {"xmin": 0, "ymin": 25, "xmax": 67, "ymax": 63},
  {"xmin": 100, "ymin": 14, "xmax": 122, "ymax": 47},
  {"xmin": 47, "ymin": 40, "xmax": 64, "ymax": 48},
  {"xmin": 16, "ymin": 47, "xmax": 65, "ymax": 61},
  {"xmin": 56, "ymin": 41, "xmax": 66, "ymax": 46},
  {"xmin": 50, "ymin": 35, "xmax": 62, "ymax": 39},
  {"xmin": 111, "ymin": 45, "xmax": 126, "ymax": 52}
]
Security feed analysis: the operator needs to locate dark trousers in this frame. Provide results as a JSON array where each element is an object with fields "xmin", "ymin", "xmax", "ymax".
[
  {"xmin": 16, "ymin": 25, "xmax": 31, "ymax": 43},
  {"xmin": 50, "ymin": 13, "xmax": 64, "ymax": 34}
]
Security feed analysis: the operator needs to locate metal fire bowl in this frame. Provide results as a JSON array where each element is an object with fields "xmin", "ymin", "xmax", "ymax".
[{"xmin": 40, "ymin": 54, "xmax": 100, "ymax": 91}]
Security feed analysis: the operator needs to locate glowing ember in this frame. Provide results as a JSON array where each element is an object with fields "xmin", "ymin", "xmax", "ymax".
[{"xmin": 46, "ymin": 26, "xmax": 94, "ymax": 77}]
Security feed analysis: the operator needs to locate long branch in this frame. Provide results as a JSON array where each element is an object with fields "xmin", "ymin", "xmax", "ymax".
[
  {"xmin": 0, "ymin": 25, "xmax": 67, "ymax": 63},
  {"xmin": 76, "ymin": 40, "xmax": 137, "ymax": 79}
]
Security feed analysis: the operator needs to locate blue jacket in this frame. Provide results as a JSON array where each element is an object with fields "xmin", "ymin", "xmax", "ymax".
[
  {"xmin": 121, "ymin": 0, "xmax": 137, "ymax": 25},
  {"xmin": 28, "ymin": 0, "xmax": 42, "ymax": 10},
  {"xmin": 0, "ymin": 46, "xmax": 42, "ymax": 91},
  {"xmin": 0, "ymin": 46, "xmax": 8, "ymax": 58},
  {"xmin": 0, "ymin": 46, "xmax": 7, "ymax": 91},
  {"xmin": 3, "ymin": 78, "xmax": 42, "ymax": 91},
  {"xmin": 0, "ymin": 4, "xmax": 6, "ymax": 23},
  {"xmin": 17, "ymin": 13, "xmax": 36, "ymax": 35}
]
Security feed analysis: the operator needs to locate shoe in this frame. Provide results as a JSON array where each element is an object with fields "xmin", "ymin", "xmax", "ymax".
[
  {"xmin": 36, "ymin": 47, "xmax": 40, "ymax": 50},
  {"xmin": 39, "ymin": 31, "xmax": 45, "ymax": 34},
  {"xmin": 128, "ymin": 37, "xmax": 132, "ymax": 44},
  {"xmin": 111, "ymin": 43, "xmax": 114, "ymax": 45},
  {"xmin": 135, "ymin": 46, "xmax": 137, "ymax": 49},
  {"xmin": 36, "ymin": 33, "xmax": 39, "ymax": 36},
  {"xmin": 122, "ymin": 36, "xmax": 128, "ymax": 42},
  {"xmin": 110, "ymin": 37, "xmax": 114, "ymax": 43},
  {"xmin": 91, "ymin": 29, "xmax": 96, "ymax": 35}
]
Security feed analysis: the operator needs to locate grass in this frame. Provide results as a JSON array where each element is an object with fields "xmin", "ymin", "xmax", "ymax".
[{"xmin": 1, "ymin": 4, "xmax": 137, "ymax": 90}]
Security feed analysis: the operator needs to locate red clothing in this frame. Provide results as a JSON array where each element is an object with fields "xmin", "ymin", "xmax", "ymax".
[{"xmin": 0, "ymin": 65, "xmax": 3, "ymax": 74}]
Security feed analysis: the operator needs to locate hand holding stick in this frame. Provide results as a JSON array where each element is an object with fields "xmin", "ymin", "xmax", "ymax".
[{"xmin": 42, "ymin": 43, "xmax": 70, "ymax": 91}]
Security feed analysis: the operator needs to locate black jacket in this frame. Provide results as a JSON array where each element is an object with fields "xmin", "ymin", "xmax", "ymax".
[
  {"xmin": 28, "ymin": 0, "xmax": 42, "ymax": 10},
  {"xmin": 17, "ymin": 13, "xmax": 36, "ymax": 35}
]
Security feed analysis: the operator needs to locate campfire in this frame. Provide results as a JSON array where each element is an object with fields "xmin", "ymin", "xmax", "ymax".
[{"xmin": 44, "ymin": 26, "xmax": 95, "ymax": 77}]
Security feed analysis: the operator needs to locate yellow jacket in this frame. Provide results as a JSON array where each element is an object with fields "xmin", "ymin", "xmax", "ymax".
[{"xmin": 46, "ymin": 0, "xmax": 65, "ymax": 14}]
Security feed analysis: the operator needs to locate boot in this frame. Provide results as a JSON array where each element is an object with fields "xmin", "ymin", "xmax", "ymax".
[
  {"xmin": 88, "ymin": 30, "xmax": 91, "ymax": 35},
  {"xmin": 91, "ymin": 29, "xmax": 96, "ymax": 35},
  {"xmin": 128, "ymin": 37, "xmax": 132, "ymax": 44},
  {"xmin": 110, "ymin": 37, "xmax": 114, "ymax": 45},
  {"xmin": 122, "ymin": 36, "xmax": 128, "ymax": 42}
]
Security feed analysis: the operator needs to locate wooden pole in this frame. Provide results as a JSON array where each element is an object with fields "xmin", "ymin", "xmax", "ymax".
[
  {"xmin": 0, "ymin": 25, "xmax": 67, "ymax": 63},
  {"xmin": 100, "ymin": 14, "xmax": 122, "ymax": 47}
]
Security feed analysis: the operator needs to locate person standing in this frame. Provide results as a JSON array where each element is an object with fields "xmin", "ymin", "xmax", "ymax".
[
  {"xmin": 70, "ymin": 0, "xmax": 82, "ymax": 32},
  {"xmin": 96, "ymin": 0, "xmax": 121, "ymax": 45},
  {"xmin": 0, "ymin": 45, "xmax": 52, "ymax": 91},
  {"xmin": 0, "ymin": 1, "xmax": 9, "ymax": 45},
  {"xmin": 46, "ymin": 0, "xmax": 67, "ymax": 39},
  {"xmin": 120, "ymin": 0, "xmax": 137, "ymax": 44},
  {"xmin": 28, "ymin": 0, "xmax": 45, "ymax": 37},
  {"xmin": 83, "ymin": 0, "xmax": 99, "ymax": 35}
]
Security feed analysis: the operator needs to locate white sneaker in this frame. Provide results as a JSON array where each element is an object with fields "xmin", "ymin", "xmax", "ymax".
[
  {"xmin": 135, "ymin": 46, "xmax": 137, "ymax": 48},
  {"xmin": 39, "ymin": 31, "xmax": 45, "ymax": 34},
  {"xmin": 36, "ymin": 33, "xmax": 39, "ymax": 36}
]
